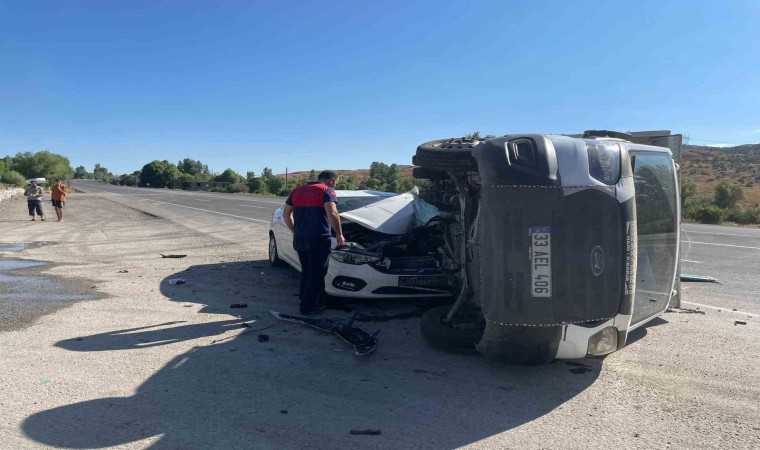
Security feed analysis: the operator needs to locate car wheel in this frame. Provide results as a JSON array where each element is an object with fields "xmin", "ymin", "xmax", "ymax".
[
  {"xmin": 268, "ymin": 234, "xmax": 284, "ymax": 266},
  {"xmin": 413, "ymin": 138, "xmax": 479, "ymax": 172},
  {"xmin": 420, "ymin": 305, "xmax": 483, "ymax": 354}
]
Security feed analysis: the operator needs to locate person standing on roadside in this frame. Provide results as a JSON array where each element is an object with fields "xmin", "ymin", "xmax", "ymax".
[
  {"xmin": 282, "ymin": 171, "xmax": 345, "ymax": 315},
  {"xmin": 50, "ymin": 179, "xmax": 68, "ymax": 222},
  {"xmin": 25, "ymin": 180, "xmax": 45, "ymax": 221}
]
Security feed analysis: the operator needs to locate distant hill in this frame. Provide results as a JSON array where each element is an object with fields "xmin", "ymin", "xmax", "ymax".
[
  {"xmin": 277, "ymin": 165, "xmax": 414, "ymax": 181},
  {"xmin": 277, "ymin": 144, "xmax": 760, "ymax": 206},
  {"xmin": 681, "ymin": 143, "xmax": 760, "ymax": 206}
]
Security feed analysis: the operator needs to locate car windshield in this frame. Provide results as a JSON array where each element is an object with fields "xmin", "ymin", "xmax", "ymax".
[{"xmin": 337, "ymin": 196, "xmax": 387, "ymax": 213}]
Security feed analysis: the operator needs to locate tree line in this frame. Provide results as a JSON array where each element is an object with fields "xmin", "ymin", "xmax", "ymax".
[
  {"xmin": 681, "ymin": 177, "xmax": 760, "ymax": 224},
  {"xmin": 0, "ymin": 151, "xmax": 74, "ymax": 187},
  {"xmin": 71, "ymin": 158, "xmax": 417, "ymax": 195}
]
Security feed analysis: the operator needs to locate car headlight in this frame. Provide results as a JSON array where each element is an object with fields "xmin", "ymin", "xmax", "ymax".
[
  {"xmin": 587, "ymin": 326, "xmax": 618, "ymax": 356},
  {"xmin": 585, "ymin": 140, "xmax": 621, "ymax": 185},
  {"xmin": 330, "ymin": 250, "xmax": 382, "ymax": 265}
]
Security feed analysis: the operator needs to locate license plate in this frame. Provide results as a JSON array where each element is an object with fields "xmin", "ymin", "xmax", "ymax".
[
  {"xmin": 530, "ymin": 226, "xmax": 551, "ymax": 297},
  {"xmin": 398, "ymin": 275, "xmax": 449, "ymax": 290}
]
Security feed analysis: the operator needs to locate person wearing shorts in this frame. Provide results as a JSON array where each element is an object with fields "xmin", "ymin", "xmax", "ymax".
[
  {"xmin": 50, "ymin": 179, "xmax": 68, "ymax": 221},
  {"xmin": 25, "ymin": 180, "xmax": 45, "ymax": 221}
]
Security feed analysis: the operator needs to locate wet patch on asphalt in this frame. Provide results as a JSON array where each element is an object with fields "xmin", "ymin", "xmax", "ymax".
[
  {"xmin": 0, "ymin": 256, "xmax": 105, "ymax": 333},
  {"xmin": 0, "ymin": 241, "xmax": 56, "ymax": 253}
]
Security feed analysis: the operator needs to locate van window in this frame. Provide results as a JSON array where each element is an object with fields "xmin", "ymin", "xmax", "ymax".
[{"xmin": 632, "ymin": 153, "xmax": 678, "ymax": 324}]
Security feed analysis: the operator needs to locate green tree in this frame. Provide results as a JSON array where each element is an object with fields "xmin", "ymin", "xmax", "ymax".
[
  {"xmin": 93, "ymin": 163, "xmax": 109, "ymax": 180},
  {"xmin": 9, "ymin": 151, "xmax": 73, "ymax": 180},
  {"xmin": 680, "ymin": 177, "xmax": 697, "ymax": 202},
  {"xmin": 139, "ymin": 160, "xmax": 180, "ymax": 188},
  {"xmin": 714, "ymin": 179, "xmax": 744, "ymax": 209},
  {"xmin": 215, "ymin": 168, "xmax": 242, "ymax": 184},
  {"xmin": 337, "ymin": 175, "xmax": 360, "ymax": 190},
  {"xmin": 246, "ymin": 171, "xmax": 261, "ymax": 193},
  {"xmin": 73, "ymin": 166, "xmax": 88, "ymax": 179},
  {"xmin": 260, "ymin": 167, "xmax": 284, "ymax": 194},
  {"xmin": 464, "ymin": 131, "xmax": 496, "ymax": 140},
  {"xmin": 1, "ymin": 170, "xmax": 26, "ymax": 187},
  {"xmin": 178, "ymin": 158, "xmax": 210, "ymax": 177},
  {"xmin": 308, "ymin": 169, "xmax": 317, "ymax": 180}
]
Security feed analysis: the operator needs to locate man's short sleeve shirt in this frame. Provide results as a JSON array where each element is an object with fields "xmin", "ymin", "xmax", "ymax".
[{"xmin": 285, "ymin": 182, "xmax": 337, "ymax": 238}]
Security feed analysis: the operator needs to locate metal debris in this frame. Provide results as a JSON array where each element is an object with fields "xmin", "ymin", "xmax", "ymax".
[
  {"xmin": 270, "ymin": 310, "xmax": 379, "ymax": 356},
  {"xmin": 680, "ymin": 274, "xmax": 721, "ymax": 284},
  {"xmin": 350, "ymin": 429, "xmax": 381, "ymax": 435}
]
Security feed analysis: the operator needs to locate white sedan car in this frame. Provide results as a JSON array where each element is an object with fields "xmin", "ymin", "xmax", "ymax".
[{"xmin": 268, "ymin": 189, "xmax": 455, "ymax": 299}]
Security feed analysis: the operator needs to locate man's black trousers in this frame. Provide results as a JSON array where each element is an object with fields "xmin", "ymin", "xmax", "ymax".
[{"xmin": 293, "ymin": 236, "xmax": 332, "ymax": 312}]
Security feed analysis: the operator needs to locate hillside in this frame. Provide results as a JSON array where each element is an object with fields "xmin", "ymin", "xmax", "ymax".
[
  {"xmin": 277, "ymin": 166, "xmax": 414, "ymax": 182},
  {"xmin": 277, "ymin": 144, "xmax": 760, "ymax": 207},
  {"xmin": 681, "ymin": 143, "xmax": 760, "ymax": 206}
]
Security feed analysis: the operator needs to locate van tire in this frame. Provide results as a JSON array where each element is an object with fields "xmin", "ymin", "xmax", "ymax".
[
  {"xmin": 414, "ymin": 139, "xmax": 479, "ymax": 172},
  {"xmin": 420, "ymin": 305, "xmax": 482, "ymax": 353}
]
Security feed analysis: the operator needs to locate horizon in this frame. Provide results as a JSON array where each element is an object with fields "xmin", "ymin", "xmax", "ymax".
[{"xmin": 1, "ymin": 0, "xmax": 759, "ymax": 175}]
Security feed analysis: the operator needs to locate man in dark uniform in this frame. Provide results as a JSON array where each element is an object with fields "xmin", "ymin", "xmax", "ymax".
[{"xmin": 283, "ymin": 171, "xmax": 345, "ymax": 315}]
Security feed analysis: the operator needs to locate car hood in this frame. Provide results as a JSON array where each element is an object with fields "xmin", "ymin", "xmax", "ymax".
[{"xmin": 340, "ymin": 187, "xmax": 434, "ymax": 235}]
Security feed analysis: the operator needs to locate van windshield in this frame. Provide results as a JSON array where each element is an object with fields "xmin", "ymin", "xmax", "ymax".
[{"xmin": 632, "ymin": 152, "xmax": 678, "ymax": 324}]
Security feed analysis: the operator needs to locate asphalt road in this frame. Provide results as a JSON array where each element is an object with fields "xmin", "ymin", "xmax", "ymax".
[{"xmin": 74, "ymin": 180, "xmax": 759, "ymax": 315}]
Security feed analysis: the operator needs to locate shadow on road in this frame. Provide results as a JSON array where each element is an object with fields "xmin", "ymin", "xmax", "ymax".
[{"xmin": 25, "ymin": 260, "xmax": 605, "ymax": 449}]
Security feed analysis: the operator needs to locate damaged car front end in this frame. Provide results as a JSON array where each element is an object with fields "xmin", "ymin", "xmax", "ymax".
[
  {"xmin": 326, "ymin": 191, "xmax": 458, "ymax": 298},
  {"xmin": 269, "ymin": 189, "xmax": 457, "ymax": 300}
]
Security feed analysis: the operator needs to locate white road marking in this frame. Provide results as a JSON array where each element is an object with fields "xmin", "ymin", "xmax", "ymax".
[
  {"xmin": 80, "ymin": 186, "xmax": 270, "ymax": 224},
  {"xmin": 681, "ymin": 301, "xmax": 759, "ymax": 317},
  {"xmin": 240, "ymin": 205, "xmax": 270, "ymax": 209},
  {"xmin": 689, "ymin": 241, "xmax": 760, "ymax": 250},
  {"xmin": 682, "ymin": 260, "xmax": 703, "ymax": 264},
  {"xmin": 683, "ymin": 230, "xmax": 760, "ymax": 238}
]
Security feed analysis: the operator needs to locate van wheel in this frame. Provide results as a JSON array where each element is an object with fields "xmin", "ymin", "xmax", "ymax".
[
  {"xmin": 268, "ymin": 234, "xmax": 284, "ymax": 267},
  {"xmin": 413, "ymin": 139, "xmax": 479, "ymax": 172},
  {"xmin": 420, "ymin": 305, "xmax": 483, "ymax": 353}
]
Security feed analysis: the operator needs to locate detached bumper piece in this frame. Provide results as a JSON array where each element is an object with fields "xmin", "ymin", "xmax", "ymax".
[{"xmin": 270, "ymin": 310, "xmax": 379, "ymax": 356}]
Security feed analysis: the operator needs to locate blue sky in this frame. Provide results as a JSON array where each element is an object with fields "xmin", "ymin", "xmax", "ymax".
[{"xmin": 1, "ymin": 0, "xmax": 758, "ymax": 175}]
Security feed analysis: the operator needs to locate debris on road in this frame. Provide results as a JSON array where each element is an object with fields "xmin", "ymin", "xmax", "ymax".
[
  {"xmin": 229, "ymin": 303, "xmax": 247, "ymax": 309},
  {"xmin": 270, "ymin": 310, "xmax": 379, "ymax": 356},
  {"xmin": 160, "ymin": 254, "xmax": 187, "ymax": 258},
  {"xmin": 666, "ymin": 307, "xmax": 705, "ymax": 315},
  {"xmin": 258, "ymin": 334, "xmax": 269, "ymax": 342},
  {"xmin": 350, "ymin": 429, "xmax": 382, "ymax": 435},
  {"xmin": 735, "ymin": 320, "xmax": 748, "ymax": 326},
  {"xmin": 168, "ymin": 278, "xmax": 186, "ymax": 285},
  {"xmin": 118, "ymin": 270, "xmax": 129, "ymax": 273},
  {"xmin": 680, "ymin": 274, "xmax": 721, "ymax": 284},
  {"xmin": 280, "ymin": 409, "xmax": 288, "ymax": 414}
]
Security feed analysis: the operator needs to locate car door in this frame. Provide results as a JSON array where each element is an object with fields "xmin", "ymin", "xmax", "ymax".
[
  {"xmin": 630, "ymin": 151, "xmax": 680, "ymax": 326},
  {"xmin": 272, "ymin": 206, "xmax": 301, "ymax": 270}
]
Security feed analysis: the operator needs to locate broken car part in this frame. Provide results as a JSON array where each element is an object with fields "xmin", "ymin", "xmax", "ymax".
[{"xmin": 270, "ymin": 310, "xmax": 379, "ymax": 356}]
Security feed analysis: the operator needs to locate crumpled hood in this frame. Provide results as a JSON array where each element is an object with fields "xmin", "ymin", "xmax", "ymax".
[{"xmin": 340, "ymin": 187, "xmax": 437, "ymax": 235}]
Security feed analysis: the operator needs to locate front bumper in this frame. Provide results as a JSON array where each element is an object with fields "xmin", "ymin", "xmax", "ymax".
[{"xmin": 324, "ymin": 260, "xmax": 453, "ymax": 299}]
